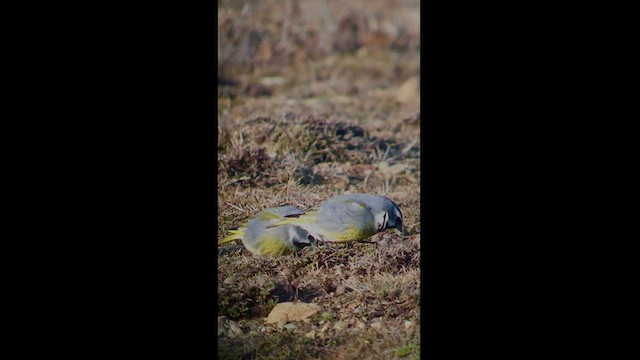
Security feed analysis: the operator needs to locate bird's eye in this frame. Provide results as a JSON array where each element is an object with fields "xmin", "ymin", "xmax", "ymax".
[{"xmin": 308, "ymin": 235, "xmax": 315, "ymax": 241}]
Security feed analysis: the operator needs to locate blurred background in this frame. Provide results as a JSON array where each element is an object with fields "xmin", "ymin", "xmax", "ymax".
[{"xmin": 218, "ymin": 0, "xmax": 420, "ymax": 130}]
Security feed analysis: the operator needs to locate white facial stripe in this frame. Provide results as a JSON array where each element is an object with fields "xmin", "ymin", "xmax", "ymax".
[
  {"xmin": 374, "ymin": 211, "xmax": 387, "ymax": 231},
  {"xmin": 287, "ymin": 226, "xmax": 296, "ymax": 244}
]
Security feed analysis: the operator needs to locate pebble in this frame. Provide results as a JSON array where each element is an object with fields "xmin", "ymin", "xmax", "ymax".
[
  {"xmin": 266, "ymin": 302, "xmax": 321, "ymax": 328},
  {"xmin": 333, "ymin": 321, "xmax": 348, "ymax": 331},
  {"xmin": 227, "ymin": 321, "xmax": 243, "ymax": 337},
  {"xmin": 320, "ymin": 322, "xmax": 331, "ymax": 333},
  {"xmin": 283, "ymin": 323, "xmax": 297, "ymax": 330},
  {"xmin": 217, "ymin": 316, "xmax": 243, "ymax": 338},
  {"xmin": 404, "ymin": 320, "xmax": 414, "ymax": 329}
]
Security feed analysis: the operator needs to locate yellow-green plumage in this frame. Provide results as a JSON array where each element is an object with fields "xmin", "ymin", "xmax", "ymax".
[
  {"xmin": 219, "ymin": 227, "xmax": 246, "ymax": 245},
  {"xmin": 265, "ymin": 194, "xmax": 404, "ymax": 243},
  {"xmin": 219, "ymin": 206, "xmax": 313, "ymax": 256},
  {"xmin": 256, "ymin": 235, "xmax": 295, "ymax": 256},
  {"xmin": 219, "ymin": 195, "xmax": 404, "ymax": 252},
  {"xmin": 321, "ymin": 224, "xmax": 376, "ymax": 242},
  {"xmin": 256, "ymin": 211, "xmax": 281, "ymax": 221}
]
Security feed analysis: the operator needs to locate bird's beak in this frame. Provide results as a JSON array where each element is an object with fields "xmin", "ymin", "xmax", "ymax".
[{"xmin": 396, "ymin": 224, "xmax": 409, "ymax": 239}]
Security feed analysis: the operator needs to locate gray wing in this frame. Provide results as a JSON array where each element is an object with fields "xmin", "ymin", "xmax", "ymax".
[
  {"xmin": 244, "ymin": 206, "xmax": 305, "ymax": 240},
  {"xmin": 329, "ymin": 194, "xmax": 386, "ymax": 210},
  {"xmin": 314, "ymin": 198, "xmax": 374, "ymax": 231},
  {"xmin": 265, "ymin": 205, "xmax": 305, "ymax": 218}
]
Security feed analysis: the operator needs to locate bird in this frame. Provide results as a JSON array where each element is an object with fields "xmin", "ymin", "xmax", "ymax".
[
  {"xmin": 266, "ymin": 194, "xmax": 407, "ymax": 243},
  {"xmin": 219, "ymin": 205, "xmax": 315, "ymax": 256}
]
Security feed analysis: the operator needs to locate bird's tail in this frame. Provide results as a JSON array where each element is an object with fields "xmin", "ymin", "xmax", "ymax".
[
  {"xmin": 219, "ymin": 229, "xmax": 244, "ymax": 245},
  {"xmin": 265, "ymin": 211, "xmax": 317, "ymax": 228}
]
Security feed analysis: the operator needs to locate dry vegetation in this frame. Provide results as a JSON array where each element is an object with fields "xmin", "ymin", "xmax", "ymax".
[{"xmin": 218, "ymin": 0, "xmax": 420, "ymax": 358}]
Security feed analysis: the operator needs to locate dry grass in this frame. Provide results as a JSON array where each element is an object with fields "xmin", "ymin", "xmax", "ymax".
[
  {"xmin": 217, "ymin": 116, "xmax": 420, "ymax": 241},
  {"xmin": 217, "ymin": 117, "xmax": 421, "ymax": 359},
  {"xmin": 218, "ymin": 242, "xmax": 420, "ymax": 359},
  {"xmin": 218, "ymin": 0, "xmax": 420, "ymax": 358}
]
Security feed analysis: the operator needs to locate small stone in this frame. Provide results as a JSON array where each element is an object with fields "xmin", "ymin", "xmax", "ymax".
[
  {"xmin": 283, "ymin": 323, "xmax": 297, "ymax": 330},
  {"xmin": 228, "ymin": 321, "xmax": 243, "ymax": 337},
  {"xmin": 260, "ymin": 76, "xmax": 285, "ymax": 87},
  {"xmin": 217, "ymin": 316, "xmax": 243, "ymax": 338},
  {"xmin": 371, "ymin": 322, "xmax": 383, "ymax": 330},
  {"xmin": 396, "ymin": 76, "xmax": 420, "ymax": 105},
  {"xmin": 335, "ymin": 285, "xmax": 347, "ymax": 296},
  {"xmin": 266, "ymin": 302, "xmax": 322, "ymax": 328},
  {"xmin": 305, "ymin": 330, "xmax": 316, "ymax": 339},
  {"xmin": 333, "ymin": 321, "xmax": 348, "ymax": 331},
  {"xmin": 223, "ymin": 277, "xmax": 234, "ymax": 285},
  {"xmin": 320, "ymin": 322, "xmax": 331, "ymax": 333},
  {"xmin": 404, "ymin": 320, "xmax": 414, "ymax": 329},
  {"xmin": 357, "ymin": 322, "xmax": 366, "ymax": 330}
]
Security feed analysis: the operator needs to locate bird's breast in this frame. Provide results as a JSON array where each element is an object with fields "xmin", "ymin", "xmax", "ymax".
[{"xmin": 258, "ymin": 236, "xmax": 293, "ymax": 256}]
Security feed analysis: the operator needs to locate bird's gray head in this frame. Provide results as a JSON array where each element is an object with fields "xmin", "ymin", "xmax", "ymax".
[
  {"xmin": 368, "ymin": 196, "xmax": 404, "ymax": 234},
  {"xmin": 333, "ymin": 194, "xmax": 406, "ymax": 235},
  {"xmin": 287, "ymin": 225, "xmax": 314, "ymax": 249},
  {"xmin": 382, "ymin": 198, "xmax": 404, "ymax": 234}
]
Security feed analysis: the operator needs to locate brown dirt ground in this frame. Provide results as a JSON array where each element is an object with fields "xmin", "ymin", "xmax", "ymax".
[{"xmin": 218, "ymin": 1, "xmax": 420, "ymax": 358}]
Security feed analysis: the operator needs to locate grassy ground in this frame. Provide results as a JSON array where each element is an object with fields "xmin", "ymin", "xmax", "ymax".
[{"xmin": 218, "ymin": 1, "xmax": 420, "ymax": 358}]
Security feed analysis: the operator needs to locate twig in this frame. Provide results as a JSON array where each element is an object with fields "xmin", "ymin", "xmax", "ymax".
[
  {"xmin": 386, "ymin": 138, "xmax": 419, "ymax": 162},
  {"xmin": 226, "ymin": 202, "xmax": 245, "ymax": 212},
  {"xmin": 382, "ymin": 144, "xmax": 391, "ymax": 161},
  {"xmin": 225, "ymin": 176, "xmax": 250, "ymax": 186}
]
